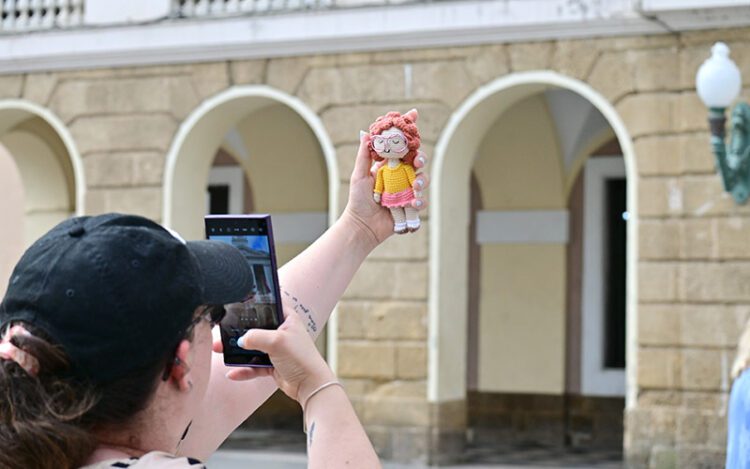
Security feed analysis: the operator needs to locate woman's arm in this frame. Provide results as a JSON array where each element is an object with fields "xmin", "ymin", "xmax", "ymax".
[
  {"xmin": 304, "ymin": 383, "xmax": 381, "ymax": 468},
  {"xmin": 179, "ymin": 133, "xmax": 429, "ymax": 459},
  {"xmin": 178, "ymin": 216, "xmax": 375, "ymax": 459}
]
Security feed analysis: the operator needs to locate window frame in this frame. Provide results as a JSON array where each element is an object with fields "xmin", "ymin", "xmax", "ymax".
[{"xmin": 581, "ymin": 156, "xmax": 627, "ymax": 397}]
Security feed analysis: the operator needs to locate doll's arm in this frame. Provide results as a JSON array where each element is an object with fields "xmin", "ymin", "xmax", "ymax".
[
  {"xmin": 374, "ymin": 166, "xmax": 385, "ymax": 194},
  {"xmin": 404, "ymin": 164, "xmax": 417, "ymax": 187},
  {"xmin": 373, "ymin": 166, "xmax": 384, "ymax": 203}
]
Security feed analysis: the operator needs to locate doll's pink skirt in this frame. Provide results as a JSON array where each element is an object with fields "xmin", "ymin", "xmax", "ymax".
[{"xmin": 381, "ymin": 188, "xmax": 416, "ymax": 208}]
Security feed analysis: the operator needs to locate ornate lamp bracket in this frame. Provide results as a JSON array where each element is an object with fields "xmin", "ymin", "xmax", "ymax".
[{"xmin": 708, "ymin": 102, "xmax": 750, "ymax": 205}]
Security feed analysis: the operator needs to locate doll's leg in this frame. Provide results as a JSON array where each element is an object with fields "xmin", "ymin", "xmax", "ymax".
[
  {"xmin": 405, "ymin": 206, "xmax": 421, "ymax": 232},
  {"xmin": 389, "ymin": 207, "xmax": 408, "ymax": 234}
]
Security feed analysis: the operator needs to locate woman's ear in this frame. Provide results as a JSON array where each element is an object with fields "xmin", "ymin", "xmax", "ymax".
[
  {"xmin": 405, "ymin": 108, "xmax": 418, "ymax": 122},
  {"xmin": 169, "ymin": 339, "xmax": 193, "ymax": 392}
]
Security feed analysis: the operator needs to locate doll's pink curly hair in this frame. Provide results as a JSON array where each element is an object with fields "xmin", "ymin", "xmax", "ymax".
[{"xmin": 368, "ymin": 111, "xmax": 421, "ymax": 165}]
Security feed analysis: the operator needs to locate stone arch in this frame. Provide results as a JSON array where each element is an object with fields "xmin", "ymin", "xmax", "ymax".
[
  {"xmin": 0, "ymin": 100, "xmax": 85, "ymax": 217},
  {"xmin": 163, "ymin": 85, "xmax": 339, "ymax": 240},
  {"xmin": 428, "ymin": 71, "xmax": 638, "ymax": 410},
  {"xmin": 0, "ymin": 100, "xmax": 85, "ymax": 293}
]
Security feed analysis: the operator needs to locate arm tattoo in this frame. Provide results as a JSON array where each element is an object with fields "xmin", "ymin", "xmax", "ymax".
[
  {"xmin": 308, "ymin": 421, "xmax": 316, "ymax": 447},
  {"xmin": 283, "ymin": 289, "xmax": 318, "ymax": 335}
]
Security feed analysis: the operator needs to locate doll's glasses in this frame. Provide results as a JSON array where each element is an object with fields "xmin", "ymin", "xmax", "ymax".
[{"xmin": 371, "ymin": 135, "xmax": 408, "ymax": 153}]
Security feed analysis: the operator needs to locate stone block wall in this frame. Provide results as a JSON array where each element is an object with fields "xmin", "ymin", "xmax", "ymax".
[
  {"xmin": 467, "ymin": 393, "xmax": 625, "ymax": 450},
  {"xmin": 1, "ymin": 26, "xmax": 750, "ymax": 467}
]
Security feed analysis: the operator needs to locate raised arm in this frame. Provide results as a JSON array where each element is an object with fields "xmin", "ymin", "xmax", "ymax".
[{"xmin": 180, "ymin": 131, "xmax": 429, "ymax": 460}]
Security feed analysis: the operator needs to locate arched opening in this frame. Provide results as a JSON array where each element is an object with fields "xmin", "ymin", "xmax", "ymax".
[
  {"xmin": 164, "ymin": 86, "xmax": 338, "ymax": 240},
  {"xmin": 163, "ymin": 85, "xmax": 337, "ymax": 440},
  {"xmin": 0, "ymin": 101, "xmax": 84, "ymax": 297},
  {"xmin": 429, "ymin": 72, "xmax": 638, "ymax": 462}
]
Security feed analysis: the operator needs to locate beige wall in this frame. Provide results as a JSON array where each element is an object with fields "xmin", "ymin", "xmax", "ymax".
[
  {"xmin": 0, "ymin": 113, "xmax": 76, "ymax": 296},
  {"xmin": 237, "ymin": 104, "xmax": 328, "ymax": 213},
  {"xmin": 473, "ymin": 94, "xmax": 567, "ymax": 394},
  {"xmin": 3, "ymin": 129, "xmax": 73, "ymax": 243},
  {"xmin": 276, "ymin": 243, "xmax": 308, "ymax": 267},
  {"xmin": 0, "ymin": 144, "xmax": 25, "ymax": 297},
  {"xmin": 14, "ymin": 116, "xmax": 76, "ymax": 210},
  {"xmin": 478, "ymin": 244, "xmax": 566, "ymax": 393},
  {"xmin": 474, "ymin": 95, "xmax": 565, "ymax": 210},
  {"xmin": 234, "ymin": 104, "xmax": 328, "ymax": 267}
]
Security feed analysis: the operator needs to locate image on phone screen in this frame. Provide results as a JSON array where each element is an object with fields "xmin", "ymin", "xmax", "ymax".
[{"xmin": 206, "ymin": 216, "xmax": 282, "ymax": 367}]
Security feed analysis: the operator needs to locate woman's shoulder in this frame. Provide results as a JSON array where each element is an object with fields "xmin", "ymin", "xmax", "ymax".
[{"xmin": 80, "ymin": 452, "xmax": 206, "ymax": 469}]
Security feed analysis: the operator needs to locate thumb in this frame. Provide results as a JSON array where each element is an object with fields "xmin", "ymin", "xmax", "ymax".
[
  {"xmin": 352, "ymin": 131, "xmax": 372, "ymax": 180},
  {"xmin": 238, "ymin": 328, "xmax": 278, "ymax": 353}
]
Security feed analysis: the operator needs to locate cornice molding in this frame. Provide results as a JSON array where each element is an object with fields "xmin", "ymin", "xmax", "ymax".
[
  {"xmin": 0, "ymin": 0, "xmax": 745, "ymax": 75},
  {"xmin": 0, "ymin": 0, "xmax": 663, "ymax": 74}
]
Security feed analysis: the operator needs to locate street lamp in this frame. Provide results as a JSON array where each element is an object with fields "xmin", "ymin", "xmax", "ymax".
[{"xmin": 696, "ymin": 42, "xmax": 750, "ymax": 204}]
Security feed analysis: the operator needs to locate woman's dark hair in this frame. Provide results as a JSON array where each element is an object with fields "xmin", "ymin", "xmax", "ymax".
[{"xmin": 0, "ymin": 312, "xmax": 203, "ymax": 469}]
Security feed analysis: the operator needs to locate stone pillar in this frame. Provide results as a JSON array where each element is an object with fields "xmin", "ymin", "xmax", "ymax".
[{"xmin": 336, "ymin": 223, "xmax": 450, "ymax": 463}]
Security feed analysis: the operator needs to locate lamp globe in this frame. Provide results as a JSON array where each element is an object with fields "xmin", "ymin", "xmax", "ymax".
[{"xmin": 696, "ymin": 42, "xmax": 742, "ymax": 108}]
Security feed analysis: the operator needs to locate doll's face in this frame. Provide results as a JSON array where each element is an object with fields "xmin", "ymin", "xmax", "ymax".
[{"xmin": 372, "ymin": 127, "xmax": 408, "ymax": 160}]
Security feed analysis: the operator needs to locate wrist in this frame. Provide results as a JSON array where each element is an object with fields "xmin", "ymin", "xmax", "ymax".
[
  {"xmin": 300, "ymin": 378, "xmax": 344, "ymax": 433},
  {"xmin": 339, "ymin": 209, "xmax": 379, "ymax": 254},
  {"xmin": 297, "ymin": 367, "xmax": 337, "ymax": 406}
]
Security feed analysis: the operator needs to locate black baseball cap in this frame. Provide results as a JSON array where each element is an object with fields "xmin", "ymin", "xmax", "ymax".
[{"xmin": 0, "ymin": 213, "xmax": 254, "ymax": 383}]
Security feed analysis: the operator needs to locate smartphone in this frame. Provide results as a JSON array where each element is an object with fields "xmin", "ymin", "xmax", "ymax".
[{"xmin": 205, "ymin": 215, "xmax": 283, "ymax": 367}]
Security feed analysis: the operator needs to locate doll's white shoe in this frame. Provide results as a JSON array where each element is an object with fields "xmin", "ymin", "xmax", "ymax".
[
  {"xmin": 406, "ymin": 219, "xmax": 421, "ymax": 232},
  {"xmin": 394, "ymin": 222, "xmax": 408, "ymax": 234}
]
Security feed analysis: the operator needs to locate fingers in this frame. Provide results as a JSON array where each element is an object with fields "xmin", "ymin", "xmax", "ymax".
[
  {"xmin": 226, "ymin": 367, "xmax": 273, "ymax": 381},
  {"xmin": 352, "ymin": 131, "xmax": 373, "ymax": 181},
  {"xmin": 237, "ymin": 314, "xmax": 300, "ymax": 352},
  {"xmin": 212, "ymin": 337, "xmax": 223, "ymax": 353},
  {"xmin": 411, "ymin": 197, "xmax": 428, "ymax": 211},
  {"xmin": 411, "ymin": 171, "xmax": 429, "ymax": 210},
  {"xmin": 413, "ymin": 150, "xmax": 428, "ymax": 169},
  {"xmin": 370, "ymin": 160, "xmax": 384, "ymax": 176},
  {"xmin": 413, "ymin": 172, "xmax": 430, "ymax": 192}
]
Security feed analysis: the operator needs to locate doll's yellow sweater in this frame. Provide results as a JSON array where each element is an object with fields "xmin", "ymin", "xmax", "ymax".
[{"xmin": 374, "ymin": 162, "xmax": 416, "ymax": 194}]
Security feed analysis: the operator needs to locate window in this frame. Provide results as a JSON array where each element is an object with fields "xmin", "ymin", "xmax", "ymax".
[
  {"xmin": 206, "ymin": 166, "xmax": 245, "ymax": 215},
  {"xmin": 207, "ymin": 185, "xmax": 230, "ymax": 214},
  {"xmin": 581, "ymin": 157, "xmax": 627, "ymax": 396},
  {"xmin": 603, "ymin": 178, "xmax": 626, "ymax": 370}
]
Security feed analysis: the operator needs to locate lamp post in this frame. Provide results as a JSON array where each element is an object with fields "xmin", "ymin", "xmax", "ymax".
[{"xmin": 696, "ymin": 42, "xmax": 750, "ymax": 205}]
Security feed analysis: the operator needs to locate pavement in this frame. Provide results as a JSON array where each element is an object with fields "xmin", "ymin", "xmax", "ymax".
[
  {"xmin": 208, "ymin": 429, "xmax": 623, "ymax": 468},
  {"xmin": 207, "ymin": 449, "xmax": 623, "ymax": 469},
  {"xmin": 207, "ymin": 450, "xmax": 529, "ymax": 467},
  {"xmin": 207, "ymin": 450, "xmax": 306, "ymax": 469}
]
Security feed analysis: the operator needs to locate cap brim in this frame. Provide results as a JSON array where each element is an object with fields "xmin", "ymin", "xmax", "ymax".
[{"xmin": 186, "ymin": 240, "xmax": 255, "ymax": 305}]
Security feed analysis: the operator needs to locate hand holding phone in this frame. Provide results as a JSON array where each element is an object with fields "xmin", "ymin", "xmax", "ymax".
[
  {"xmin": 235, "ymin": 313, "xmax": 335, "ymax": 401},
  {"xmin": 205, "ymin": 215, "xmax": 283, "ymax": 367}
]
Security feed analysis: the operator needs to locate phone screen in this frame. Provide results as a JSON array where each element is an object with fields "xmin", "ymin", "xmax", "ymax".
[{"xmin": 205, "ymin": 215, "xmax": 283, "ymax": 367}]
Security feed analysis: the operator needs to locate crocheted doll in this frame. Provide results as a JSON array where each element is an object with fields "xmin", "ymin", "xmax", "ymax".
[{"xmin": 367, "ymin": 109, "xmax": 422, "ymax": 234}]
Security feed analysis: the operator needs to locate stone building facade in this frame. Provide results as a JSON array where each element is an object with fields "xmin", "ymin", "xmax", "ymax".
[{"xmin": 1, "ymin": 1, "xmax": 749, "ymax": 467}]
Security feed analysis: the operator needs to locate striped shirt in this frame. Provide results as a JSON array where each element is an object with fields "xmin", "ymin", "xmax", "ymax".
[{"xmin": 80, "ymin": 452, "xmax": 206, "ymax": 468}]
